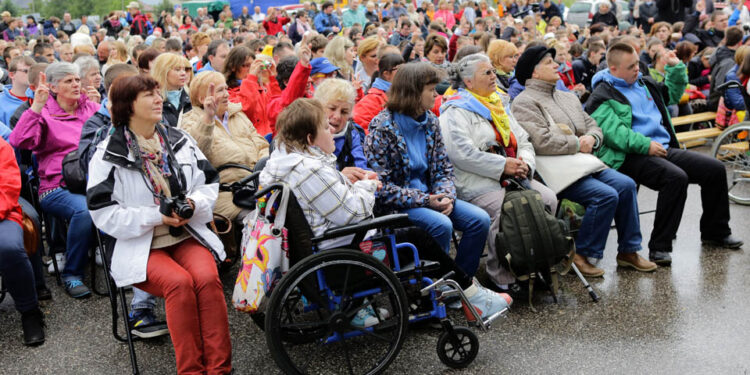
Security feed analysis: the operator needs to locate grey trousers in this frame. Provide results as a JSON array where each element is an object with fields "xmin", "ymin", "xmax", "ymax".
[{"xmin": 469, "ymin": 180, "xmax": 558, "ymax": 285}]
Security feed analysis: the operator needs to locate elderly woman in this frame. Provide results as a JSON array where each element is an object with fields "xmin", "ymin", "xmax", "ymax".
[
  {"xmin": 439, "ymin": 53, "xmax": 557, "ymax": 291},
  {"xmin": 511, "ymin": 46, "xmax": 655, "ymax": 276},
  {"xmin": 150, "ymin": 53, "xmax": 193, "ymax": 127},
  {"xmin": 9, "ymin": 62, "xmax": 100, "ymax": 298},
  {"xmin": 87, "ymin": 75, "xmax": 231, "ymax": 374},
  {"xmin": 487, "ymin": 40, "xmax": 519, "ymax": 93},
  {"xmin": 265, "ymin": 98, "xmax": 511, "ymax": 323},
  {"xmin": 313, "ymin": 78, "xmax": 368, "ymax": 174},
  {"xmin": 353, "ymin": 53, "xmax": 404, "ymax": 132},
  {"xmin": 75, "ymin": 56, "xmax": 105, "ymax": 98},
  {"xmin": 181, "ymin": 71, "xmax": 268, "ymax": 222},
  {"xmin": 365, "ymin": 63, "xmax": 512, "ymax": 318}
]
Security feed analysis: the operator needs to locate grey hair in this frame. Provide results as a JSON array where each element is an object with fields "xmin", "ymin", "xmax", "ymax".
[
  {"xmin": 44, "ymin": 62, "xmax": 80, "ymax": 86},
  {"xmin": 74, "ymin": 56, "xmax": 99, "ymax": 76},
  {"xmin": 447, "ymin": 53, "xmax": 491, "ymax": 90}
]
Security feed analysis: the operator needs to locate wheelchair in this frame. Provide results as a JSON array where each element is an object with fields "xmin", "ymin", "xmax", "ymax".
[
  {"xmin": 712, "ymin": 81, "xmax": 750, "ymax": 205},
  {"xmin": 226, "ymin": 172, "xmax": 509, "ymax": 374}
]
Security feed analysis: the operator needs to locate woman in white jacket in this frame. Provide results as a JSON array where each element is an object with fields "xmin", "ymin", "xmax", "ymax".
[
  {"xmin": 86, "ymin": 75, "xmax": 231, "ymax": 374},
  {"xmin": 439, "ymin": 53, "xmax": 557, "ymax": 292}
]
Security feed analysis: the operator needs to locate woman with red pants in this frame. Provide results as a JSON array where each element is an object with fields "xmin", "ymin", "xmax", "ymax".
[{"xmin": 86, "ymin": 75, "xmax": 231, "ymax": 374}]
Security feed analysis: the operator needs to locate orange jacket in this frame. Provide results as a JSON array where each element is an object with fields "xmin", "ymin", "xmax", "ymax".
[
  {"xmin": 0, "ymin": 138, "xmax": 22, "ymax": 227},
  {"xmin": 229, "ymin": 75, "xmax": 282, "ymax": 137},
  {"xmin": 267, "ymin": 62, "xmax": 312, "ymax": 136},
  {"xmin": 353, "ymin": 87, "xmax": 387, "ymax": 133}
]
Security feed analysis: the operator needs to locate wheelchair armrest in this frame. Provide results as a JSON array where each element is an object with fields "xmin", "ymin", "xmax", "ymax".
[
  {"xmin": 216, "ymin": 163, "xmax": 254, "ymax": 174},
  {"xmin": 312, "ymin": 214, "xmax": 412, "ymax": 242}
]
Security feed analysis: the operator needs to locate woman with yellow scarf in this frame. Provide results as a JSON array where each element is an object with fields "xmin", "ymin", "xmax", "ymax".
[{"xmin": 439, "ymin": 53, "xmax": 557, "ymax": 293}]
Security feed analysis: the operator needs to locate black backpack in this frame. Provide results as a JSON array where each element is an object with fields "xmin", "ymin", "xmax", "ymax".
[
  {"xmin": 130, "ymin": 14, "xmax": 148, "ymax": 37},
  {"xmin": 496, "ymin": 182, "xmax": 574, "ymax": 311}
]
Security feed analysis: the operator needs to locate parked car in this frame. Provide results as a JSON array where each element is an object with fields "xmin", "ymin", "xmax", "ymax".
[{"xmin": 566, "ymin": 1, "xmax": 629, "ymax": 27}]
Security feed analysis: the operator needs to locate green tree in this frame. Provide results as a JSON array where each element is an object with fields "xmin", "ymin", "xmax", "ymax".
[
  {"xmin": 155, "ymin": 0, "xmax": 174, "ymax": 15},
  {"xmin": 0, "ymin": 0, "xmax": 19, "ymax": 16}
]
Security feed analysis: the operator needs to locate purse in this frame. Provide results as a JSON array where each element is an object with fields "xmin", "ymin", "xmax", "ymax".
[
  {"xmin": 232, "ymin": 185, "xmax": 290, "ymax": 313},
  {"xmin": 61, "ymin": 150, "xmax": 87, "ymax": 195},
  {"xmin": 534, "ymin": 108, "xmax": 607, "ymax": 194}
]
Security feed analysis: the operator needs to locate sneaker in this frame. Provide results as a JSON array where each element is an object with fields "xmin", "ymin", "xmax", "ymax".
[
  {"xmin": 350, "ymin": 305, "xmax": 390, "ymax": 328},
  {"xmin": 128, "ymin": 309, "xmax": 169, "ymax": 339},
  {"xmin": 462, "ymin": 283, "xmax": 512, "ymax": 322},
  {"xmin": 47, "ymin": 253, "xmax": 66, "ymax": 274},
  {"xmin": 21, "ymin": 308, "xmax": 45, "ymax": 346},
  {"xmin": 64, "ymin": 279, "xmax": 91, "ymax": 299},
  {"xmin": 649, "ymin": 251, "xmax": 672, "ymax": 266},
  {"xmin": 701, "ymin": 235, "xmax": 744, "ymax": 249},
  {"xmin": 437, "ymin": 285, "xmax": 462, "ymax": 310}
]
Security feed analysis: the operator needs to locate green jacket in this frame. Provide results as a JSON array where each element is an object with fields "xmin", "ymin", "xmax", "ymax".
[{"xmin": 584, "ymin": 62, "xmax": 687, "ymax": 169}]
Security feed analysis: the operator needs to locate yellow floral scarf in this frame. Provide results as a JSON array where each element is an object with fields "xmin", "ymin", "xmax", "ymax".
[{"xmin": 467, "ymin": 90, "xmax": 512, "ymax": 147}]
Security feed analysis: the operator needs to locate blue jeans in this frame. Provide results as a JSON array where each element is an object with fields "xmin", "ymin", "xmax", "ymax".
[
  {"xmin": 403, "ymin": 199, "xmax": 490, "ymax": 277},
  {"xmin": 558, "ymin": 168, "xmax": 642, "ymax": 259},
  {"xmin": 132, "ymin": 288, "xmax": 157, "ymax": 311},
  {"xmin": 0, "ymin": 219, "xmax": 37, "ymax": 312},
  {"xmin": 40, "ymin": 188, "xmax": 93, "ymax": 281}
]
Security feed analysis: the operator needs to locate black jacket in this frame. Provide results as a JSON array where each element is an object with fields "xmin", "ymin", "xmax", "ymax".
[
  {"xmin": 688, "ymin": 56, "xmax": 710, "ymax": 88},
  {"xmin": 656, "ymin": 0, "xmax": 692, "ymax": 23},
  {"xmin": 78, "ymin": 111, "xmax": 112, "ymax": 174},
  {"xmin": 694, "ymin": 28, "xmax": 724, "ymax": 50},
  {"xmin": 708, "ymin": 46, "xmax": 736, "ymax": 110},
  {"xmin": 572, "ymin": 56, "xmax": 597, "ymax": 92},
  {"xmin": 638, "ymin": 2, "xmax": 659, "ymax": 33},
  {"xmin": 592, "ymin": 11, "xmax": 618, "ymax": 27},
  {"xmin": 163, "ymin": 89, "xmax": 192, "ymax": 128}
]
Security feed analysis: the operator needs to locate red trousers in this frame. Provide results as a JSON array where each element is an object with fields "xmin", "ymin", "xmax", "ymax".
[{"xmin": 136, "ymin": 238, "xmax": 232, "ymax": 375}]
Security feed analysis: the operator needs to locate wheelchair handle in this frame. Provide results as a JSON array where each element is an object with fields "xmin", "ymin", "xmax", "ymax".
[
  {"xmin": 716, "ymin": 80, "xmax": 743, "ymax": 92},
  {"xmin": 253, "ymin": 182, "xmax": 286, "ymax": 200}
]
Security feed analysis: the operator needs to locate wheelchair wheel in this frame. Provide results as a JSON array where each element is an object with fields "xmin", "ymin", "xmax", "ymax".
[
  {"xmin": 265, "ymin": 249, "xmax": 409, "ymax": 375},
  {"xmin": 0, "ymin": 276, "xmax": 5, "ymax": 304},
  {"xmin": 436, "ymin": 326, "xmax": 479, "ymax": 369},
  {"xmin": 711, "ymin": 122, "xmax": 750, "ymax": 205}
]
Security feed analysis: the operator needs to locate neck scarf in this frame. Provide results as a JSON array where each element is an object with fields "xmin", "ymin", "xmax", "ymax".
[
  {"xmin": 467, "ymin": 89, "xmax": 511, "ymax": 147},
  {"xmin": 371, "ymin": 77, "xmax": 391, "ymax": 92},
  {"xmin": 166, "ymin": 90, "xmax": 181, "ymax": 109},
  {"xmin": 125, "ymin": 129, "xmax": 172, "ymax": 201}
]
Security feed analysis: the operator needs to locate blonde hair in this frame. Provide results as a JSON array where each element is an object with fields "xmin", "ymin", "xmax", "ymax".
[
  {"xmin": 357, "ymin": 36, "xmax": 380, "ymax": 59},
  {"xmin": 324, "ymin": 36, "xmax": 355, "ymax": 79},
  {"xmin": 74, "ymin": 44, "xmax": 95, "ymax": 56},
  {"xmin": 735, "ymin": 46, "xmax": 750, "ymax": 66},
  {"xmin": 108, "ymin": 41, "xmax": 129, "ymax": 63},
  {"xmin": 486, "ymin": 40, "xmax": 517, "ymax": 71},
  {"xmin": 151, "ymin": 53, "xmax": 193, "ymax": 98},
  {"xmin": 313, "ymin": 78, "xmax": 357, "ymax": 106},
  {"xmin": 188, "ymin": 71, "xmax": 224, "ymax": 108}
]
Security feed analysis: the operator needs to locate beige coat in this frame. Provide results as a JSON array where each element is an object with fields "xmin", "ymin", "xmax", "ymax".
[{"xmin": 180, "ymin": 102, "xmax": 269, "ymax": 219}]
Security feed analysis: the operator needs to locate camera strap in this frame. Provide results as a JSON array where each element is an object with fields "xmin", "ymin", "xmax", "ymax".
[{"xmin": 126, "ymin": 125, "xmax": 188, "ymax": 201}]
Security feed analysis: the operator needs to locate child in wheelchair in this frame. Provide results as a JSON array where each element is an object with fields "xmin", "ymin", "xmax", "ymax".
[{"xmin": 260, "ymin": 98, "xmax": 512, "ymax": 325}]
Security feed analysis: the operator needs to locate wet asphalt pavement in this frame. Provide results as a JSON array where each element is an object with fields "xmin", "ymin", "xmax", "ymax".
[{"xmin": 2, "ymin": 147, "xmax": 750, "ymax": 375}]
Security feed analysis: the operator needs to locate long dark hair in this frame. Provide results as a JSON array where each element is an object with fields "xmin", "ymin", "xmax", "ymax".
[
  {"xmin": 387, "ymin": 62, "xmax": 441, "ymax": 117},
  {"xmin": 369, "ymin": 53, "xmax": 404, "ymax": 88},
  {"xmin": 223, "ymin": 46, "xmax": 254, "ymax": 89}
]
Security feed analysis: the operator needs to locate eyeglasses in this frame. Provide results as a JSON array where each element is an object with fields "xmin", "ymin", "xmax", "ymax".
[{"xmin": 482, "ymin": 68, "xmax": 497, "ymax": 76}]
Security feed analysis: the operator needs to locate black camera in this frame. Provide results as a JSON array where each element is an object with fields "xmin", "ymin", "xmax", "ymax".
[
  {"xmin": 160, "ymin": 194, "xmax": 194, "ymax": 236},
  {"xmin": 160, "ymin": 194, "xmax": 194, "ymax": 219}
]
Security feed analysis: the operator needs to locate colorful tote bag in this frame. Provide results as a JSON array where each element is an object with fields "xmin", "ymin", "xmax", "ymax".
[{"xmin": 232, "ymin": 185, "xmax": 290, "ymax": 313}]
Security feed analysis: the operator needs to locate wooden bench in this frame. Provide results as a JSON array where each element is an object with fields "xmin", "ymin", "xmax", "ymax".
[
  {"xmin": 672, "ymin": 111, "xmax": 717, "ymax": 127},
  {"xmin": 676, "ymin": 127, "xmax": 723, "ymax": 148}
]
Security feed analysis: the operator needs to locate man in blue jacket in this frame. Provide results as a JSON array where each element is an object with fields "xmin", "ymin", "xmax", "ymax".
[{"xmin": 314, "ymin": 1, "xmax": 341, "ymax": 35}]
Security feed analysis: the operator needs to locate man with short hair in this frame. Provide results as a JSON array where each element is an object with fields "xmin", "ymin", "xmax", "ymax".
[
  {"xmin": 59, "ymin": 43, "xmax": 74, "ymax": 63},
  {"xmin": 389, "ymin": 18, "xmax": 412, "ymax": 46},
  {"xmin": 252, "ymin": 6, "xmax": 266, "ymax": 22},
  {"xmin": 0, "ymin": 56, "xmax": 34, "ymax": 126},
  {"xmin": 586, "ymin": 42, "xmax": 742, "ymax": 264},
  {"xmin": 691, "ymin": 11, "xmax": 728, "ymax": 50},
  {"xmin": 390, "ymin": 0, "xmax": 408, "ymax": 19},
  {"xmin": 314, "ymin": 1, "xmax": 341, "ymax": 35},
  {"xmin": 272, "ymin": 42, "xmax": 294, "ymax": 64},
  {"xmin": 708, "ymin": 26, "xmax": 743, "ymax": 110},
  {"xmin": 9, "ymin": 62, "xmax": 47, "ymax": 129},
  {"xmin": 342, "ymin": 0, "xmax": 367, "ymax": 28},
  {"xmin": 540, "ymin": 0, "xmax": 563, "ymax": 22},
  {"xmin": 197, "ymin": 40, "xmax": 229, "ymax": 73},
  {"xmin": 571, "ymin": 42, "xmax": 606, "ymax": 92},
  {"xmin": 33, "ymin": 43, "xmax": 55, "ymax": 63},
  {"xmin": 59, "ymin": 13, "xmax": 76, "ymax": 36},
  {"xmin": 239, "ymin": 6, "xmax": 252, "ymax": 23}
]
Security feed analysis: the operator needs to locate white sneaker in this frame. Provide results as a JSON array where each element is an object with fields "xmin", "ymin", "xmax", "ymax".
[{"xmin": 47, "ymin": 253, "xmax": 66, "ymax": 274}]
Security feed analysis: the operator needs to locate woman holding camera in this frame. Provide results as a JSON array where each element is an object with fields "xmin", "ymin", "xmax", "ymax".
[
  {"xmin": 87, "ymin": 75, "xmax": 231, "ymax": 374},
  {"xmin": 10, "ymin": 62, "xmax": 99, "ymax": 299}
]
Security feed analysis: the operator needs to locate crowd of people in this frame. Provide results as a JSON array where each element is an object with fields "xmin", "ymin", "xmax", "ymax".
[{"xmin": 0, "ymin": 0, "xmax": 748, "ymax": 372}]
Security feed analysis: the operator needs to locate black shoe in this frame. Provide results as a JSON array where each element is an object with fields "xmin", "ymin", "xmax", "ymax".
[
  {"xmin": 649, "ymin": 251, "xmax": 672, "ymax": 266},
  {"xmin": 702, "ymin": 235, "xmax": 744, "ymax": 249},
  {"xmin": 486, "ymin": 281, "xmax": 525, "ymax": 299},
  {"xmin": 21, "ymin": 309, "xmax": 45, "ymax": 346},
  {"xmin": 129, "ymin": 309, "xmax": 169, "ymax": 339},
  {"xmin": 36, "ymin": 286, "xmax": 52, "ymax": 301},
  {"xmin": 64, "ymin": 279, "xmax": 91, "ymax": 299}
]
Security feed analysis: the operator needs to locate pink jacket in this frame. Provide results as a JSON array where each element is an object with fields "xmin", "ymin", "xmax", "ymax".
[
  {"xmin": 434, "ymin": 10, "xmax": 456, "ymax": 30},
  {"xmin": 9, "ymin": 94, "xmax": 100, "ymax": 193}
]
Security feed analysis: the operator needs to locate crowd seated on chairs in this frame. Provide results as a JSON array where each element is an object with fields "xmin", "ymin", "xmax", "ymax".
[{"xmin": 0, "ymin": 2, "xmax": 748, "ymax": 374}]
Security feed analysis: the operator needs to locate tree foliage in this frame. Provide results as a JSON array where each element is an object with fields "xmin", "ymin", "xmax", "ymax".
[{"xmin": 0, "ymin": 0, "xmax": 19, "ymax": 16}]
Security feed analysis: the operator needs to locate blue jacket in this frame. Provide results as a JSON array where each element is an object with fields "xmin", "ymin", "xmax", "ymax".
[
  {"xmin": 197, "ymin": 62, "xmax": 215, "ymax": 74},
  {"xmin": 723, "ymin": 65, "xmax": 746, "ymax": 111},
  {"xmin": 333, "ymin": 121, "xmax": 369, "ymax": 170},
  {"xmin": 314, "ymin": 12, "xmax": 340, "ymax": 34},
  {"xmin": 43, "ymin": 20, "xmax": 57, "ymax": 36},
  {"xmin": 0, "ymin": 85, "xmax": 26, "ymax": 127}
]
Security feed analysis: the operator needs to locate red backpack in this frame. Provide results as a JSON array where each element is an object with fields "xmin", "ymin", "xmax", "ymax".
[{"xmin": 130, "ymin": 13, "xmax": 148, "ymax": 37}]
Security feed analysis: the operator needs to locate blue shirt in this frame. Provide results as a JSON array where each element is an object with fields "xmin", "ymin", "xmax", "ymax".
[{"xmin": 393, "ymin": 112, "xmax": 429, "ymax": 192}]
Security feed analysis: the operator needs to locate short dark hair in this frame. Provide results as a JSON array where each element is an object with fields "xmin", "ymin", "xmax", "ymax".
[
  {"xmin": 132, "ymin": 43, "xmax": 149, "ymax": 62},
  {"xmin": 206, "ymin": 39, "xmax": 228, "ymax": 58},
  {"xmin": 137, "ymin": 48, "xmax": 160, "ymax": 70},
  {"xmin": 33, "ymin": 42, "xmax": 52, "ymax": 56},
  {"xmin": 223, "ymin": 45, "xmax": 254, "ymax": 89},
  {"xmin": 110, "ymin": 75, "xmax": 161, "ymax": 128},
  {"xmin": 277, "ymin": 55, "xmax": 299, "ymax": 89},
  {"xmin": 310, "ymin": 35, "xmax": 329, "ymax": 53},
  {"xmin": 387, "ymin": 62, "xmax": 441, "ymax": 117},
  {"xmin": 165, "ymin": 38, "xmax": 182, "ymax": 52},
  {"xmin": 244, "ymin": 39, "xmax": 265, "ymax": 53},
  {"xmin": 103, "ymin": 63, "xmax": 138, "ymax": 90},
  {"xmin": 606, "ymin": 42, "xmax": 636, "ymax": 68},
  {"xmin": 263, "ymin": 34, "xmax": 277, "ymax": 44},
  {"xmin": 425, "ymin": 34, "xmax": 447, "ymax": 55},
  {"xmin": 726, "ymin": 26, "xmax": 743, "ymax": 47},
  {"xmin": 273, "ymin": 42, "xmax": 294, "ymax": 58},
  {"xmin": 321, "ymin": 1, "xmax": 334, "ymax": 11},
  {"xmin": 276, "ymin": 98, "xmax": 326, "ymax": 152}
]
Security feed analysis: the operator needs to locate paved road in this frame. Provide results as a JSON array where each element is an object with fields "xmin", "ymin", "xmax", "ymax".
[{"xmin": 2, "ymin": 149, "xmax": 750, "ymax": 374}]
